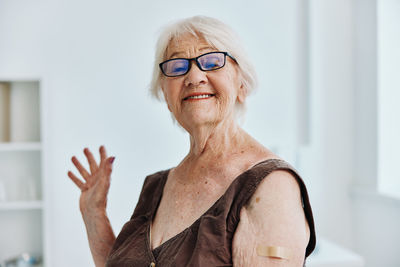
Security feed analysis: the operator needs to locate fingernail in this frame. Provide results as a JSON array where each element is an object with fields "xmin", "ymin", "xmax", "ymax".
[{"xmin": 109, "ymin": 157, "xmax": 115, "ymax": 164}]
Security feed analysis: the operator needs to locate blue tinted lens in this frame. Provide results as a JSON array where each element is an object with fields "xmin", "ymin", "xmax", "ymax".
[
  {"xmin": 162, "ymin": 59, "xmax": 189, "ymax": 76},
  {"xmin": 198, "ymin": 53, "xmax": 225, "ymax": 70}
]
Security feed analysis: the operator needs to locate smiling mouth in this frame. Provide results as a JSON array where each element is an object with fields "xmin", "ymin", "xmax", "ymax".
[{"xmin": 183, "ymin": 94, "xmax": 215, "ymax": 101}]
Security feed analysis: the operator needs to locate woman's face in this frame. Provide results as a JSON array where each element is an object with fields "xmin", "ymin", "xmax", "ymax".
[{"xmin": 160, "ymin": 33, "xmax": 245, "ymax": 131}]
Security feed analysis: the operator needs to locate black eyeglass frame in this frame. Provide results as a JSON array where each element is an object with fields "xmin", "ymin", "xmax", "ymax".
[{"xmin": 159, "ymin": 51, "xmax": 238, "ymax": 77}]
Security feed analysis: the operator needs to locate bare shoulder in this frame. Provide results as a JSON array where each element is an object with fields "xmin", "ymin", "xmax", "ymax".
[{"xmin": 232, "ymin": 170, "xmax": 310, "ymax": 267}]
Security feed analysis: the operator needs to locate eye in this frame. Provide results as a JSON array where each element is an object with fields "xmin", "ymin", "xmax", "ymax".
[
  {"xmin": 204, "ymin": 59, "xmax": 220, "ymax": 69},
  {"xmin": 164, "ymin": 59, "xmax": 189, "ymax": 75},
  {"xmin": 199, "ymin": 53, "xmax": 224, "ymax": 70},
  {"xmin": 172, "ymin": 65, "xmax": 187, "ymax": 72}
]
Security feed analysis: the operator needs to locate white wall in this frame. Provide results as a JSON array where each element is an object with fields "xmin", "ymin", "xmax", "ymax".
[
  {"xmin": 352, "ymin": 0, "xmax": 400, "ymax": 266},
  {"xmin": 300, "ymin": 0, "xmax": 355, "ymax": 248},
  {"xmin": 377, "ymin": 0, "xmax": 400, "ymax": 198},
  {"xmin": 0, "ymin": 1, "xmax": 310, "ymax": 266},
  {"xmin": 304, "ymin": 2, "xmax": 400, "ymax": 266}
]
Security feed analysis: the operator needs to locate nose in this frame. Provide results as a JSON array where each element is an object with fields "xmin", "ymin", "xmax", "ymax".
[{"xmin": 184, "ymin": 61, "xmax": 207, "ymax": 87}]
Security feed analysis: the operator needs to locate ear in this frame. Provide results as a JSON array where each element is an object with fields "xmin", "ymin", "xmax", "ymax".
[
  {"xmin": 234, "ymin": 69, "xmax": 246, "ymax": 103},
  {"xmin": 166, "ymin": 102, "xmax": 172, "ymax": 112},
  {"xmin": 237, "ymin": 83, "xmax": 246, "ymax": 104}
]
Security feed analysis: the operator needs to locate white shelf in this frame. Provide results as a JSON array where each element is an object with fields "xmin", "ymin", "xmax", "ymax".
[
  {"xmin": 0, "ymin": 142, "xmax": 41, "ymax": 151},
  {"xmin": 0, "ymin": 200, "xmax": 43, "ymax": 210},
  {"xmin": 0, "ymin": 80, "xmax": 44, "ymax": 265}
]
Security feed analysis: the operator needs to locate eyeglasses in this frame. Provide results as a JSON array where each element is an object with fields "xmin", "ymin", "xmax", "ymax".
[{"xmin": 159, "ymin": 51, "xmax": 237, "ymax": 77}]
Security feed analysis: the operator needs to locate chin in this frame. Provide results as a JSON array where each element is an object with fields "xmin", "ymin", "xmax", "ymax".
[{"xmin": 190, "ymin": 114, "xmax": 225, "ymax": 128}]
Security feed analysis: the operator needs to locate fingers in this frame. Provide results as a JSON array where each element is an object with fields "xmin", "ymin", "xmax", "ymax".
[
  {"xmin": 99, "ymin": 145, "xmax": 107, "ymax": 166},
  {"xmin": 67, "ymin": 171, "xmax": 88, "ymax": 191},
  {"xmin": 71, "ymin": 156, "xmax": 90, "ymax": 181},
  {"xmin": 97, "ymin": 157, "xmax": 115, "ymax": 191},
  {"xmin": 84, "ymin": 148, "xmax": 98, "ymax": 173}
]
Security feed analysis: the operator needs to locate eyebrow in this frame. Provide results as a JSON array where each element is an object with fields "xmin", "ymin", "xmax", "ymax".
[{"xmin": 169, "ymin": 47, "xmax": 215, "ymax": 59}]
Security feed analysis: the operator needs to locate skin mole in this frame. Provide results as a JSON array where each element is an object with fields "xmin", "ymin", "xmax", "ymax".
[{"xmin": 246, "ymin": 197, "xmax": 260, "ymax": 210}]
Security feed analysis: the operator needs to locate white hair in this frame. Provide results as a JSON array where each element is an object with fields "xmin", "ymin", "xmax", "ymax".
[{"xmin": 149, "ymin": 15, "xmax": 258, "ymax": 118}]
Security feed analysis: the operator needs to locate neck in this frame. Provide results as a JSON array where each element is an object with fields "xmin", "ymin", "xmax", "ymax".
[
  {"xmin": 173, "ymin": 117, "xmax": 271, "ymax": 185},
  {"xmin": 185, "ymin": 117, "xmax": 245, "ymax": 161}
]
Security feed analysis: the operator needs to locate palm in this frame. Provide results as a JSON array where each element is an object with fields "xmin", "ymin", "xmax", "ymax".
[{"xmin": 79, "ymin": 176, "xmax": 105, "ymax": 213}]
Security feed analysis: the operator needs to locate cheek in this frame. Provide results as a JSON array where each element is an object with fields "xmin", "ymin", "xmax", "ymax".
[
  {"xmin": 162, "ymin": 80, "xmax": 182, "ymax": 111},
  {"xmin": 161, "ymin": 81, "xmax": 172, "ymax": 110}
]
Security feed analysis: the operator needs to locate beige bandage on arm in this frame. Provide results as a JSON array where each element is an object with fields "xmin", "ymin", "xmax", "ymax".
[{"xmin": 256, "ymin": 245, "xmax": 291, "ymax": 260}]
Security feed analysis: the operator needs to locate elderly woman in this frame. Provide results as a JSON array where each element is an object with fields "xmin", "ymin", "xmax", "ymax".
[{"xmin": 68, "ymin": 16, "xmax": 316, "ymax": 267}]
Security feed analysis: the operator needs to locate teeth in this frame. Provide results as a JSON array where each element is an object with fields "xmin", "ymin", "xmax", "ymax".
[{"xmin": 187, "ymin": 94, "xmax": 213, "ymax": 100}]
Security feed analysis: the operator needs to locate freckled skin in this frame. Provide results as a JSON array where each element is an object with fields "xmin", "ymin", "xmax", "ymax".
[
  {"xmin": 152, "ymin": 33, "xmax": 271, "ymax": 249},
  {"xmin": 149, "ymin": 32, "xmax": 308, "ymax": 265}
]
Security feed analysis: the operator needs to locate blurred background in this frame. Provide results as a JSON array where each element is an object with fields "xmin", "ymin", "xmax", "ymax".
[{"xmin": 0, "ymin": 0, "xmax": 399, "ymax": 266}]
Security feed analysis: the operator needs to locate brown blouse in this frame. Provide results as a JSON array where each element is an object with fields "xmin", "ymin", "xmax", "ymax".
[{"xmin": 106, "ymin": 159, "xmax": 316, "ymax": 267}]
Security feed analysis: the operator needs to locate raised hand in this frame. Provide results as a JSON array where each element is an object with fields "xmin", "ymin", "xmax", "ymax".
[
  {"xmin": 68, "ymin": 145, "xmax": 115, "ymax": 215},
  {"xmin": 67, "ymin": 146, "xmax": 117, "ymax": 266}
]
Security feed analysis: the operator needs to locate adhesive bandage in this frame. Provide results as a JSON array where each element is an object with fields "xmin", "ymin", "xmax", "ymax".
[{"xmin": 256, "ymin": 245, "xmax": 291, "ymax": 260}]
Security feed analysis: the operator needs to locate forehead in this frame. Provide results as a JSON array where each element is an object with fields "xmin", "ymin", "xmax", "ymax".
[{"xmin": 165, "ymin": 33, "xmax": 215, "ymax": 59}]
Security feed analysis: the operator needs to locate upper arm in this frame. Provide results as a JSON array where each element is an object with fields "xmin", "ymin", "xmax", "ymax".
[{"xmin": 232, "ymin": 170, "xmax": 310, "ymax": 267}]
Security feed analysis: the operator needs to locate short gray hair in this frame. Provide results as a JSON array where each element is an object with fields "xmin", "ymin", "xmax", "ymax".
[{"xmin": 149, "ymin": 16, "xmax": 258, "ymax": 117}]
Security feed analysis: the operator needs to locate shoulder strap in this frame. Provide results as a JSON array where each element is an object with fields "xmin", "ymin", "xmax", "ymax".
[{"xmin": 130, "ymin": 169, "xmax": 169, "ymax": 220}]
